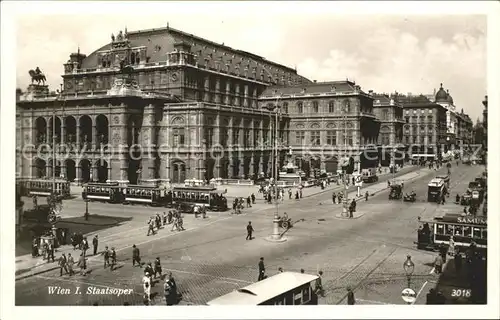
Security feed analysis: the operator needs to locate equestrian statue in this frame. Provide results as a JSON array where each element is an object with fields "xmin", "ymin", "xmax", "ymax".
[{"xmin": 29, "ymin": 67, "xmax": 47, "ymax": 85}]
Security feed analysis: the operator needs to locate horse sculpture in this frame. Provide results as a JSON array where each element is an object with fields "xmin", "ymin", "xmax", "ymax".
[{"xmin": 29, "ymin": 69, "xmax": 47, "ymax": 85}]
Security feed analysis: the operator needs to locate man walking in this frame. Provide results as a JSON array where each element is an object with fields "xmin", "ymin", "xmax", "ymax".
[
  {"xmin": 132, "ymin": 244, "xmax": 141, "ymax": 267},
  {"xmin": 365, "ymin": 191, "xmax": 369, "ymax": 201},
  {"xmin": 47, "ymin": 242, "xmax": 55, "ymax": 263},
  {"xmin": 103, "ymin": 246, "xmax": 110, "ymax": 269},
  {"xmin": 332, "ymin": 192, "xmax": 336, "ymax": 204},
  {"xmin": 347, "ymin": 287, "xmax": 356, "ymax": 305},
  {"xmin": 246, "ymin": 196, "xmax": 252, "ymax": 208},
  {"xmin": 78, "ymin": 252, "xmax": 87, "ymax": 276},
  {"xmin": 110, "ymin": 247, "xmax": 117, "ymax": 271},
  {"xmin": 251, "ymin": 193, "xmax": 256, "ymax": 204},
  {"xmin": 58, "ymin": 253, "xmax": 68, "ymax": 276},
  {"xmin": 154, "ymin": 257, "xmax": 162, "ymax": 279},
  {"xmin": 258, "ymin": 257, "xmax": 265, "ymax": 281},
  {"xmin": 67, "ymin": 253, "xmax": 75, "ymax": 276},
  {"xmin": 246, "ymin": 221, "xmax": 254, "ymax": 240},
  {"xmin": 92, "ymin": 235, "xmax": 99, "ymax": 256}
]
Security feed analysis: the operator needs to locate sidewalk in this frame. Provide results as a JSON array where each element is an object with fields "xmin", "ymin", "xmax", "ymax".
[{"xmin": 221, "ymin": 165, "xmax": 419, "ymax": 201}]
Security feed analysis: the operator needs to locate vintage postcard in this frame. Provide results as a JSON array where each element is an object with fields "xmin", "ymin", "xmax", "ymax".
[{"xmin": 1, "ymin": 1, "xmax": 499, "ymax": 320}]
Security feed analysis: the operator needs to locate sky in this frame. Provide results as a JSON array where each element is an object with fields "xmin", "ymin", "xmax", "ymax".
[{"xmin": 15, "ymin": 4, "xmax": 487, "ymax": 122}]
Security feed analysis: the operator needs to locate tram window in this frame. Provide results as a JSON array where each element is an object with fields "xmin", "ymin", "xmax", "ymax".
[
  {"xmin": 445, "ymin": 225, "xmax": 454, "ymax": 235},
  {"xmin": 302, "ymin": 287, "xmax": 311, "ymax": 303},
  {"xmin": 482, "ymin": 230, "xmax": 487, "ymax": 239},
  {"xmin": 463, "ymin": 227, "xmax": 472, "ymax": 237},
  {"xmin": 473, "ymin": 228, "xmax": 482, "ymax": 238},
  {"xmin": 294, "ymin": 292, "xmax": 302, "ymax": 305},
  {"xmin": 436, "ymin": 224, "xmax": 445, "ymax": 235},
  {"xmin": 285, "ymin": 295, "xmax": 293, "ymax": 305},
  {"xmin": 274, "ymin": 299, "xmax": 283, "ymax": 305}
]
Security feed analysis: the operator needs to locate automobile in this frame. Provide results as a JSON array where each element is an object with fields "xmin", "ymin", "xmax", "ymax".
[
  {"xmin": 175, "ymin": 202, "xmax": 195, "ymax": 214},
  {"xmin": 23, "ymin": 204, "xmax": 52, "ymax": 223},
  {"xmin": 460, "ymin": 193, "xmax": 472, "ymax": 206},
  {"xmin": 389, "ymin": 184, "xmax": 403, "ymax": 200},
  {"xmin": 403, "ymin": 193, "xmax": 416, "ymax": 202}
]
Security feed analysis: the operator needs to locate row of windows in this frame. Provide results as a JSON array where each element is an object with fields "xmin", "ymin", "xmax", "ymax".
[
  {"xmin": 405, "ymin": 136, "xmax": 435, "ymax": 144},
  {"xmin": 406, "ymin": 109, "xmax": 434, "ymax": 115},
  {"xmin": 405, "ymin": 115, "xmax": 434, "ymax": 123},
  {"xmin": 266, "ymin": 100, "xmax": 354, "ymax": 115}
]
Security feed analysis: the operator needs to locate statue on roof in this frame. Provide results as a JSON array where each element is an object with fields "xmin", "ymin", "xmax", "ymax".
[
  {"xmin": 117, "ymin": 30, "xmax": 123, "ymax": 41},
  {"xmin": 29, "ymin": 67, "xmax": 46, "ymax": 85},
  {"xmin": 124, "ymin": 27, "xmax": 128, "ymax": 39},
  {"xmin": 111, "ymin": 33, "xmax": 115, "ymax": 42}
]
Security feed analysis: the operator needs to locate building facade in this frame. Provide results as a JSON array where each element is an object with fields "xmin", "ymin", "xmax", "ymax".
[
  {"xmin": 258, "ymin": 81, "xmax": 381, "ymax": 175},
  {"xmin": 17, "ymin": 26, "xmax": 311, "ymax": 185},
  {"xmin": 371, "ymin": 93, "xmax": 405, "ymax": 165}
]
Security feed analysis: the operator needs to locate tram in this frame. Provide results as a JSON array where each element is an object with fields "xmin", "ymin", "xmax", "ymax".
[
  {"xmin": 82, "ymin": 182, "xmax": 123, "ymax": 203},
  {"xmin": 172, "ymin": 186, "xmax": 228, "ymax": 211},
  {"xmin": 207, "ymin": 272, "xmax": 320, "ymax": 305},
  {"xmin": 416, "ymin": 214, "xmax": 487, "ymax": 255},
  {"xmin": 21, "ymin": 179, "xmax": 71, "ymax": 198},
  {"xmin": 427, "ymin": 178, "xmax": 445, "ymax": 203},
  {"xmin": 122, "ymin": 185, "xmax": 164, "ymax": 207},
  {"xmin": 435, "ymin": 174, "xmax": 450, "ymax": 189}
]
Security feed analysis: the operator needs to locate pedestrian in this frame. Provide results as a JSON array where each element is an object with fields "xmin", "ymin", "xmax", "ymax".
[
  {"xmin": 78, "ymin": 252, "xmax": 87, "ymax": 276},
  {"xmin": 347, "ymin": 287, "xmax": 355, "ymax": 305},
  {"xmin": 110, "ymin": 247, "xmax": 117, "ymax": 271},
  {"xmin": 47, "ymin": 242, "xmax": 55, "ymax": 262},
  {"xmin": 288, "ymin": 189, "xmax": 292, "ymax": 200},
  {"xmin": 299, "ymin": 189, "xmax": 303, "ymax": 198},
  {"xmin": 351, "ymin": 199, "xmax": 357, "ymax": 212},
  {"xmin": 246, "ymin": 196, "xmax": 252, "ymax": 208},
  {"xmin": 194, "ymin": 205, "xmax": 200, "ymax": 218},
  {"xmin": 167, "ymin": 273, "xmax": 178, "ymax": 305},
  {"xmin": 164, "ymin": 279, "xmax": 172, "ymax": 306},
  {"xmin": 315, "ymin": 271, "xmax": 324, "ymax": 297},
  {"xmin": 132, "ymin": 244, "xmax": 141, "ymax": 267},
  {"xmin": 434, "ymin": 254, "xmax": 443, "ymax": 274},
  {"xmin": 147, "ymin": 218, "xmax": 156, "ymax": 236},
  {"xmin": 426, "ymin": 288, "xmax": 437, "ymax": 304},
  {"xmin": 103, "ymin": 246, "xmax": 110, "ymax": 269},
  {"xmin": 81, "ymin": 237, "xmax": 89, "ymax": 256},
  {"xmin": 258, "ymin": 257, "xmax": 265, "ymax": 281},
  {"xmin": 295, "ymin": 191, "xmax": 299, "ymax": 199},
  {"xmin": 32, "ymin": 237, "xmax": 39, "ymax": 257},
  {"xmin": 154, "ymin": 257, "xmax": 162, "ymax": 279},
  {"xmin": 155, "ymin": 213, "xmax": 162, "ymax": 229},
  {"xmin": 167, "ymin": 211, "xmax": 173, "ymax": 224},
  {"xmin": 67, "ymin": 253, "xmax": 75, "ymax": 276},
  {"xmin": 162, "ymin": 212, "xmax": 167, "ymax": 225},
  {"xmin": 251, "ymin": 193, "xmax": 256, "ymax": 204},
  {"xmin": 143, "ymin": 272, "xmax": 151, "ymax": 303},
  {"xmin": 145, "ymin": 262, "xmax": 154, "ymax": 285},
  {"xmin": 58, "ymin": 253, "xmax": 68, "ymax": 276},
  {"xmin": 332, "ymin": 192, "xmax": 336, "ymax": 204},
  {"xmin": 92, "ymin": 235, "xmax": 98, "ymax": 256},
  {"xmin": 348, "ymin": 204, "xmax": 354, "ymax": 218},
  {"xmin": 246, "ymin": 221, "xmax": 254, "ymax": 240},
  {"xmin": 365, "ymin": 191, "xmax": 369, "ymax": 201}
]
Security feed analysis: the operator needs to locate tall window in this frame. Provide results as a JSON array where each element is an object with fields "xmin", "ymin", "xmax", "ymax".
[
  {"xmin": 254, "ymin": 130, "xmax": 260, "ymax": 147},
  {"xmin": 312, "ymin": 101, "xmax": 319, "ymax": 113},
  {"xmin": 347, "ymin": 133, "xmax": 353, "ymax": 146},
  {"xmin": 328, "ymin": 101, "xmax": 335, "ymax": 113},
  {"xmin": 326, "ymin": 130, "xmax": 337, "ymax": 145},
  {"xmin": 296, "ymin": 131, "xmax": 305, "ymax": 145},
  {"xmin": 311, "ymin": 131, "xmax": 321, "ymax": 145},
  {"xmin": 382, "ymin": 109, "xmax": 389, "ymax": 120},
  {"xmin": 244, "ymin": 129, "xmax": 250, "ymax": 148},
  {"xmin": 204, "ymin": 128, "xmax": 214, "ymax": 147},
  {"xmin": 406, "ymin": 136, "xmax": 410, "ymax": 144},
  {"xmin": 173, "ymin": 128, "xmax": 185, "ymax": 147},
  {"xmin": 428, "ymin": 135, "xmax": 433, "ymax": 143},
  {"xmin": 232, "ymin": 129, "xmax": 240, "ymax": 145},
  {"xmin": 297, "ymin": 102, "xmax": 303, "ymax": 114},
  {"xmin": 344, "ymin": 100, "xmax": 351, "ymax": 113},
  {"xmin": 220, "ymin": 128, "xmax": 228, "ymax": 147},
  {"xmin": 282, "ymin": 102, "xmax": 288, "ymax": 114}
]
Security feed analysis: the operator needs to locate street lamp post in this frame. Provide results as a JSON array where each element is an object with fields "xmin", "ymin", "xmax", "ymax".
[
  {"xmin": 267, "ymin": 94, "xmax": 286, "ymax": 242},
  {"xmin": 341, "ymin": 103, "xmax": 349, "ymax": 218},
  {"xmin": 403, "ymin": 255, "xmax": 415, "ymax": 289}
]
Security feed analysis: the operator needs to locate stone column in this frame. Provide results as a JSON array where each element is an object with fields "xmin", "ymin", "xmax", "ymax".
[
  {"xmin": 141, "ymin": 104, "xmax": 158, "ymax": 183},
  {"xmin": 76, "ymin": 119, "xmax": 81, "ymax": 150},
  {"xmin": 225, "ymin": 81, "xmax": 231, "ymax": 105},
  {"xmin": 203, "ymin": 76, "xmax": 210, "ymax": 102},
  {"xmin": 229, "ymin": 156, "xmax": 235, "ymax": 178},
  {"xmin": 75, "ymin": 165, "xmax": 81, "ymax": 184},
  {"xmin": 92, "ymin": 119, "xmax": 97, "ymax": 150},
  {"xmin": 198, "ymin": 157, "xmax": 206, "ymax": 180},
  {"xmin": 215, "ymin": 157, "xmax": 221, "ymax": 178},
  {"xmin": 258, "ymin": 153, "xmax": 264, "ymax": 176},
  {"xmin": 214, "ymin": 114, "xmax": 220, "ymax": 145},
  {"xmin": 239, "ymin": 157, "xmax": 245, "ymax": 178},
  {"xmin": 321, "ymin": 159, "xmax": 326, "ymax": 172},
  {"xmin": 252, "ymin": 88, "xmax": 258, "ymax": 108},
  {"xmin": 234, "ymin": 83, "xmax": 240, "ymax": 107},
  {"xmin": 46, "ymin": 118, "xmax": 50, "ymax": 143},
  {"xmin": 215, "ymin": 78, "xmax": 221, "ymax": 104},
  {"xmin": 61, "ymin": 120, "xmax": 65, "ymax": 144},
  {"xmin": 249, "ymin": 155, "xmax": 255, "ymax": 178},
  {"xmin": 243, "ymin": 84, "xmax": 249, "ymax": 108}
]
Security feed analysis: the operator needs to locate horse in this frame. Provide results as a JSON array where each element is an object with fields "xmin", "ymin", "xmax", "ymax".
[{"xmin": 28, "ymin": 70, "xmax": 47, "ymax": 85}]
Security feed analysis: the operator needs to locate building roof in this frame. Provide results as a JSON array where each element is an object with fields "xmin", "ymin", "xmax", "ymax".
[
  {"xmin": 394, "ymin": 94, "xmax": 432, "ymax": 105},
  {"xmin": 80, "ymin": 26, "xmax": 311, "ymax": 85},
  {"xmin": 260, "ymin": 80, "xmax": 364, "ymax": 97},
  {"xmin": 207, "ymin": 272, "xmax": 318, "ymax": 305},
  {"xmin": 435, "ymin": 83, "xmax": 448, "ymax": 102},
  {"xmin": 372, "ymin": 93, "xmax": 402, "ymax": 108}
]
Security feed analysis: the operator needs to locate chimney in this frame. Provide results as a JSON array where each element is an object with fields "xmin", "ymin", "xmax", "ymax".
[
  {"xmin": 368, "ymin": 90, "xmax": 373, "ymax": 96},
  {"xmin": 313, "ymin": 80, "xmax": 317, "ymax": 83}
]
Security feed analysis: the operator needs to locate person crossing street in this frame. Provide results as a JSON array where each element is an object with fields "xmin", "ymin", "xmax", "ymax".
[
  {"xmin": 103, "ymin": 246, "xmax": 110, "ymax": 269},
  {"xmin": 258, "ymin": 257, "xmax": 265, "ymax": 281},
  {"xmin": 92, "ymin": 235, "xmax": 99, "ymax": 256},
  {"xmin": 246, "ymin": 221, "xmax": 254, "ymax": 240},
  {"xmin": 132, "ymin": 244, "xmax": 141, "ymax": 267}
]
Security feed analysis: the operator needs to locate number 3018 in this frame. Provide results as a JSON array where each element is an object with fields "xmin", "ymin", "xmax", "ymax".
[{"xmin": 451, "ymin": 289, "xmax": 471, "ymax": 297}]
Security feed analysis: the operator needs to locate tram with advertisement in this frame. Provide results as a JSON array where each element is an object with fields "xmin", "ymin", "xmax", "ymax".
[
  {"xmin": 172, "ymin": 186, "xmax": 228, "ymax": 212},
  {"xmin": 416, "ymin": 214, "xmax": 487, "ymax": 256},
  {"xmin": 427, "ymin": 178, "xmax": 446, "ymax": 203},
  {"xmin": 82, "ymin": 182, "xmax": 123, "ymax": 203},
  {"xmin": 21, "ymin": 179, "xmax": 71, "ymax": 198},
  {"xmin": 207, "ymin": 272, "xmax": 320, "ymax": 305}
]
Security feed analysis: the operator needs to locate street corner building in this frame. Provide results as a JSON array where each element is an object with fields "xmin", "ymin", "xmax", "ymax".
[{"xmin": 15, "ymin": 25, "xmax": 474, "ymax": 186}]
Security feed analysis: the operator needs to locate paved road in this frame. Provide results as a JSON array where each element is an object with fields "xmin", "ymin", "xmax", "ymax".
[{"xmin": 15, "ymin": 164, "xmax": 484, "ymax": 306}]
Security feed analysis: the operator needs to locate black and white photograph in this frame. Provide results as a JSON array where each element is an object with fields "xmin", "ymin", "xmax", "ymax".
[{"xmin": 1, "ymin": 1, "xmax": 499, "ymax": 319}]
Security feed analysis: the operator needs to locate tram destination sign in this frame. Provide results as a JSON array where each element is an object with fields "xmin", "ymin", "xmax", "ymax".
[{"xmin": 456, "ymin": 216, "xmax": 487, "ymax": 225}]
